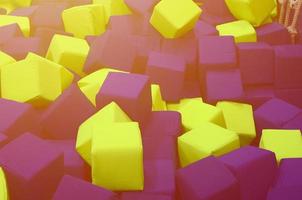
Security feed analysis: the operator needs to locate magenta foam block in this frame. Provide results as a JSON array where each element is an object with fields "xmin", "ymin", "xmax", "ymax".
[
  {"xmin": 146, "ymin": 51, "xmax": 186, "ymax": 101},
  {"xmin": 194, "ymin": 20, "xmax": 218, "ymax": 38},
  {"xmin": 53, "ymin": 175, "xmax": 117, "ymax": 200},
  {"xmin": 283, "ymin": 112, "xmax": 302, "ymax": 130},
  {"xmin": 274, "ymin": 45, "xmax": 302, "ymax": 89},
  {"xmin": 202, "ymin": 0, "xmax": 233, "ymax": 18},
  {"xmin": 0, "ymin": 98, "xmax": 38, "ymax": 139},
  {"xmin": 219, "ymin": 146, "xmax": 278, "ymax": 200},
  {"xmin": 0, "ymin": 133, "xmax": 64, "ymax": 200},
  {"xmin": 39, "ymin": 84, "xmax": 95, "ymax": 139},
  {"xmin": 10, "ymin": 5, "xmax": 37, "ymax": 17},
  {"xmin": 108, "ymin": 15, "xmax": 140, "ymax": 35},
  {"xmin": 243, "ymin": 86, "xmax": 275, "ymax": 109},
  {"xmin": 205, "ymin": 69, "xmax": 244, "ymax": 103},
  {"xmin": 121, "ymin": 192, "xmax": 172, "ymax": 200},
  {"xmin": 124, "ymin": 0, "xmax": 158, "ymax": 15},
  {"xmin": 176, "ymin": 156, "xmax": 240, "ymax": 200},
  {"xmin": 0, "ymin": 24, "xmax": 23, "ymax": 45},
  {"xmin": 267, "ymin": 187, "xmax": 302, "ymax": 200},
  {"xmin": 198, "ymin": 36, "xmax": 237, "ymax": 71},
  {"xmin": 256, "ymin": 23, "xmax": 291, "ymax": 45},
  {"xmin": 0, "ymin": 133, "xmax": 8, "ymax": 148},
  {"xmin": 237, "ymin": 42, "xmax": 275, "ymax": 85},
  {"xmin": 275, "ymin": 88, "xmax": 302, "ymax": 108},
  {"xmin": 96, "ymin": 72, "xmax": 152, "ymax": 123}
]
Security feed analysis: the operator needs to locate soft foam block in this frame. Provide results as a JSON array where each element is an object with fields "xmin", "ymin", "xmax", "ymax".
[
  {"xmin": 0, "ymin": 167, "xmax": 8, "ymax": 200},
  {"xmin": 0, "ymin": 15, "xmax": 30, "ymax": 37}
]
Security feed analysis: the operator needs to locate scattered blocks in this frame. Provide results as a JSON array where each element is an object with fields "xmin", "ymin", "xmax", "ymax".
[
  {"xmin": 220, "ymin": 146, "xmax": 278, "ymax": 200},
  {"xmin": 62, "ymin": 4, "xmax": 108, "ymax": 39},
  {"xmin": 150, "ymin": 0, "xmax": 202, "ymax": 38},
  {"xmin": 217, "ymin": 20, "xmax": 257, "ymax": 43},
  {"xmin": 216, "ymin": 101, "xmax": 256, "ymax": 146},
  {"xmin": 176, "ymin": 156, "xmax": 240, "ymax": 200},
  {"xmin": 46, "ymin": 34, "xmax": 90, "ymax": 76},
  {"xmin": 260, "ymin": 129, "xmax": 302, "ymax": 163},
  {"xmin": 225, "ymin": 0, "xmax": 276, "ymax": 27},
  {"xmin": 91, "ymin": 122, "xmax": 144, "ymax": 191},
  {"xmin": 178, "ymin": 122, "xmax": 240, "ymax": 167},
  {"xmin": 0, "ymin": 15, "xmax": 30, "ymax": 37}
]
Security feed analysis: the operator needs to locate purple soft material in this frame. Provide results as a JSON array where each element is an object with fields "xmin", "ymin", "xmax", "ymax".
[
  {"xmin": 194, "ymin": 20, "xmax": 218, "ymax": 38},
  {"xmin": 237, "ymin": 42, "xmax": 275, "ymax": 85},
  {"xmin": 274, "ymin": 158, "xmax": 302, "ymax": 188},
  {"xmin": 219, "ymin": 146, "xmax": 278, "ymax": 200},
  {"xmin": 275, "ymin": 88, "xmax": 302, "ymax": 108},
  {"xmin": 121, "ymin": 192, "xmax": 173, "ymax": 200},
  {"xmin": 283, "ymin": 112, "xmax": 302, "ymax": 130},
  {"xmin": 267, "ymin": 187, "xmax": 302, "ymax": 200},
  {"xmin": 256, "ymin": 23, "xmax": 291, "ymax": 45},
  {"xmin": 176, "ymin": 156, "xmax": 240, "ymax": 200},
  {"xmin": 0, "ymin": 24, "xmax": 23, "ymax": 45},
  {"xmin": 243, "ymin": 86, "xmax": 275, "ymax": 109}
]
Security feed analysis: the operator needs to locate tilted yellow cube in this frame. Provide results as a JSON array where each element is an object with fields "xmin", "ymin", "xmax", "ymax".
[
  {"xmin": 216, "ymin": 20, "xmax": 257, "ymax": 43},
  {"xmin": 150, "ymin": 0, "xmax": 202, "ymax": 38},
  {"xmin": 62, "ymin": 4, "xmax": 108, "ymax": 39},
  {"xmin": 46, "ymin": 34, "xmax": 89, "ymax": 76},
  {"xmin": 0, "ymin": 15, "xmax": 30, "ymax": 37},
  {"xmin": 167, "ymin": 97, "xmax": 203, "ymax": 111},
  {"xmin": 151, "ymin": 84, "xmax": 167, "ymax": 111},
  {"xmin": 260, "ymin": 129, "xmax": 302, "ymax": 163},
  {"xmin": 76, "ymin": 102, "xmax": 131, "ymax": 165},
  {"xmin": 225, "ymin": 0, "xmax": 276, "ymax": 27},
  {"xmin": 91, "ymin": 122, "xmax": 144, "ymax": 191},
  {"xmin": 0, "ymin": 167, "xmax": 8, "ymax": 200},
  {"xmin": 93, "ymin": 0, "xmax": 132, "ymax": 16},
  {"xmin": 216, "ymin": 101, "xmax": 256, "ymax": 146},
  {"xmin": 178, "ymin": 122, "xmax": 240, "ymax": 167}
]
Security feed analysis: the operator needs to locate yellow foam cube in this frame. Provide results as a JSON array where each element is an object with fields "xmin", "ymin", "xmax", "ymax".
[
  {"xmin": 260, "ymin": 129, "xmax": 302, "ymax": 163},
  {"xmin": 91, "ymin": 122, "xmax": 144, "ymax": 191},
  {"xmin": 46, "ymin": 34, "xmax": 89, "ymax": 76},
  {"xmin": 0, "ymin": 167, "xmax": 8, "ymax": 200},
  {"xmin": 62, "ymin": 4, "xmax": 108, "ymax": 39},
  {"xmin": 179, "ymin": 100, "xmax": 225, "ymax": 131},
  {"xmin": 225, "ymin": 0, "xmax": 276, "ymax": 27},
  {"xmin": 216, "ymin": 20, "xmax": 257, "ymax": 43},
  {"xmin": 1, "ymin": 58, "xmax": 62, "ymax": 106},
  {"xmin": 76, "ymin": 102, "xmax": 131, "ymax": 165},
  {"xmin": 167, "ymin": 97, "xmax": 203, "ymax": 111},
  {"xmin": 0, "ymin": 51, "xmax": 15, "ymax": 67},
  {"xmin": 216, "ymin": 101, "xmax": 256, "ymax": 146},
  {"xmin": 151, "ymin": 84, "xmax": 167, "ymax": 111},
  {"xmin": 150, "ymin": 0, "xmax": 202, "ymax": 38},
  {"xmin": 78, "ymin": 68, "xmax": 125, "ymax": 105},
  {"xmin": 93, "ymin": 0, "xmax": 132, "ymax": 16},
  {"xmin": 0, "ymin": 15, "xmax": 30, "ymax": 37},
  {"xmin": 178, "ymin": 122, "xmax": 240, "ymax": 167}
]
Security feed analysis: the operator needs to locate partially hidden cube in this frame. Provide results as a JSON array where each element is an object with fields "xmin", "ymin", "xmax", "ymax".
[
  {"xmin": 91, "ymin": 122, "xmax": 144, "ymax": 191},
  {"xmin": 225, "ymin": 0, "xmax": 276, "ymax": 27},
  {"xmin": 178, "ymin": 122, "xmax": 240, "ymax": 167},
  {"xmin": 0, "ymin": 15, "xmax": 30, "ymax": 37},
  {"xmin": 216, "ymin": 101, "xmax": 256, "ymax": 146},
  {"xmin": 151, "ymin": 84, "xmax": 167, "ymax": 111},
  {"xmin": 0, "ymin": 167, "xmax": 8, "ymax": 200},
  {"xmin": 150, "ymin": 0, "xmax": 202, "ymax": 38},
  {"xmin": 216, "ymin": 20, "xmax": 257, "ymax": 43},
  {"xmin": 256, "ymin": 22, "xmax": 291, "ymax": 45},
  {"xmin": 274, "ymin": 158, "xmax": 302, "ymax": 188},
  {"xmin": 46, "ymin": 34, "xmax": 90, "ymax": 76},
  {"xmin": 260, "ymin": 129, "xmax": 302, "ymax": 163}
]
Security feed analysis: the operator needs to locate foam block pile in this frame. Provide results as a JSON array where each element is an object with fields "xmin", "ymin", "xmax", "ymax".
[{"xmin": 0, "ymin": 0, "xmax": 302, "ymax": 199}]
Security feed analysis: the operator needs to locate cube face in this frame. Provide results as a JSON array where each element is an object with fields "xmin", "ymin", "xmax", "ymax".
[
  {"xmin": 217, "ymin": 20, "xmax": 256, "ymax": 43},
  {"xmin": 275, "ymin": 158, "xmax": 302, "ymax": 188},
  {"xmin": 178, "ymin": 122, "xmax": 240, "ymax": 167},
  {"xmin": 0, "ymin": 15, "xmax": 30, "ymax": 37},
  {"xmin": 150, "ymin": 0, "xmax": 202, "ymax": 38},
  {"xmin": 91, "ymin": 122, "xmax": 144, "ymax": 191},
  {"xmin": 256, "ymin": 23, "xmax": 291, "ymax": 45}
]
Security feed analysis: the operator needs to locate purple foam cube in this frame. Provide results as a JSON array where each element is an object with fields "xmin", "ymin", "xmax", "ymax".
[
  {"xmin": 200, "ymin": 11, "xmax": 235, "ymax": 26},
  {"xmin": 53, "ymin": 175, "xmax": 117, "ymax": 200},
  {"xmin": 121, "ymin": 192, "xmax": 172, "ymax": 200},
  {"xmin": 274, "ymin": 45, "xmax": 302, "ymax": 89},
  {"xmin": 243, "ymin": 86, "xmax": 275, "ymax": 109},
  {"xmin": 256, "ymin": 23, "xmax": 291, "ymax": 45},
  {"xmin": 267, "ymin": 187, "xmax": 302, "ymax": 200},
  {"xmin": 198, "ymin": 36, "xmax": 237, "ymax": 71},
  {"xmin": 274, "ymin": 158, "xmax": 302, "ymax": 188},
  {"xmin": 205, "ymin": 69, "xmax": 244, "ymax": 103},
  {"xmin": 237, "ymin": 42, "xmax": 275, "ymax": 85},
  {"xmin": 194, "ymin": 20, "xmax": 218, "ymax": 38},
  {"xmin": 202, "ymin": 0, "xmax": 233, "ymax": 18},
  {"xmin": 283, "ymin": 112, "xmax": 302, "ymax": 130},
  {"xmin": 219, "ymin": 146, "xmax": 278, "ymax": 200},
  {"xmin": 0, "ymin": 132, "xmax": 64, "ymax": 200},
  {"xmin": 0, "ymin": 24, "xmax": 23, "ymax": 45},
  {"xmin": 146, "ymin": 51, "xmax": 186, "ymax": 101},
  {"xmin": 176, "ymin": 156, "xmax": 240, "ymax": 200},
  {"xmin": 96, "ymin": 72, "xmax": 152, "ymax": 123},
  {"xmin": 275, "ymin": 88, "xmax": 302, "ymax": 108},
  {"xmin": 39, "ymin": 84, "xmax": 96, "ymax": 139}
]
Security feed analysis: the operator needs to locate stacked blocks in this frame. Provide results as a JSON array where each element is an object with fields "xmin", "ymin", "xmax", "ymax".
[{"xmin": 150, "ymin": 0, "xmax": 202, "ymax": 38}]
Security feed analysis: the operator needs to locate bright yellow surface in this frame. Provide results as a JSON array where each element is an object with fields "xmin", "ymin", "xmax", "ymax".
[
  {"xmin": 167, "ymin": 97, "xmax": 203, "ymax": 111},
  {"xmin": 179, "ymin": 100, "xmax": 225, "ymax": 131},
  {"xmin": 62, "ymin": 4, "xmax": 108, "ymax": 39},
  {"xmin": 260, "ymin": 129, "xmax": 302, "ymax": 163},
  {"xmin": 216, "ymin": 101, "xmax": 256, "ymax": 146},
  {"xmin": 151, "ymin": 84, "xmax": 167, "ymax": 111},
  {"xmin": 46, "ymin": 34, "xmax": 90, "ymax": 76},
  {"xmin": 0, "ymin": 167, "xmax": 8, "ymax": 200},
  {"xmin": 93, "ymin": 0, "xmax": 132, "ymax": 16},
  {"xmin": 178, "ymin": 122, "xmax": 240, "ymax": 167},
  {"xmin": 91, "ymin": 122, "xmax": 144, "ymax": 191},
  {"xmin": 0, "ymin": 51, "xmax": 15, "ymax": 68},
  {"xmin": 216, "ymin": 20, "xmax": 257, "ymax": 43},
  {"xmin": 150, "ymin": 0, "xmax": 202, "ymax": 38},
  {"xmin": 225, "ymin": 0, "xmax": 276, "ymax": 27},
  {"xmin": 76, "ymin": 102, "xmax": 132, "ymax": 165},
  {"xmin": 0, "ymin": 15, "xmax": 30, "ymax": 37}
]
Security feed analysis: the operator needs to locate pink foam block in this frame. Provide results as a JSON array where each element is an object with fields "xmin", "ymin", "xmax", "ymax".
[
  {"xmin": 108, "ymin": 15, "xmax": 140, "ymax": 35},
  {"xmin": 121, "ymin": 192, "xmax": 172, "ymax": 200},
  {"xmin": 124, "ymin": 0, "xmax": 159, "ymax": 15},
  {"xmin": 243, "ymin": 86, "xmax": 275, "ymax": 109},
  {"xmin": 283, "ymin": 112, "xmax": 302, "ymax": 130},
  {"xmin": 53, "ymin": 175, "xmax": 117, "ymax": 200},
  {"xmin": 39, "ymin": 84, "xmax": 96, "ymax": 139},
  {"xmin": 256, "ymin": 23, "xmax": 291, "ymax": 45},
  {"xmin": 96, "ymin": 72, "xmax": 152, "ymax": 123},
  {"xmin": 146, "ymin": 51, "xmax": 186, "ymax": 101},
  {"xmin": 275, "ymin": 88, "xmax": 302, "ymax": 109},
  {"xmin": 0, "ymin": 24, "xmax": 23, "ymax": 45},
  {"xmin": 0, "ymin": 133, "xmax": 64, "ymax": 200},
  {"xmin": 10, "ymin": 6, "xmax": 38, "ymax": 17},
  {"xmin": 194, "ymin": 20, "xmax": 218, "ymax": 38},
  {"xmin": 267, "ymin": 187, "xmax": 302, "ymax": 200}
]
